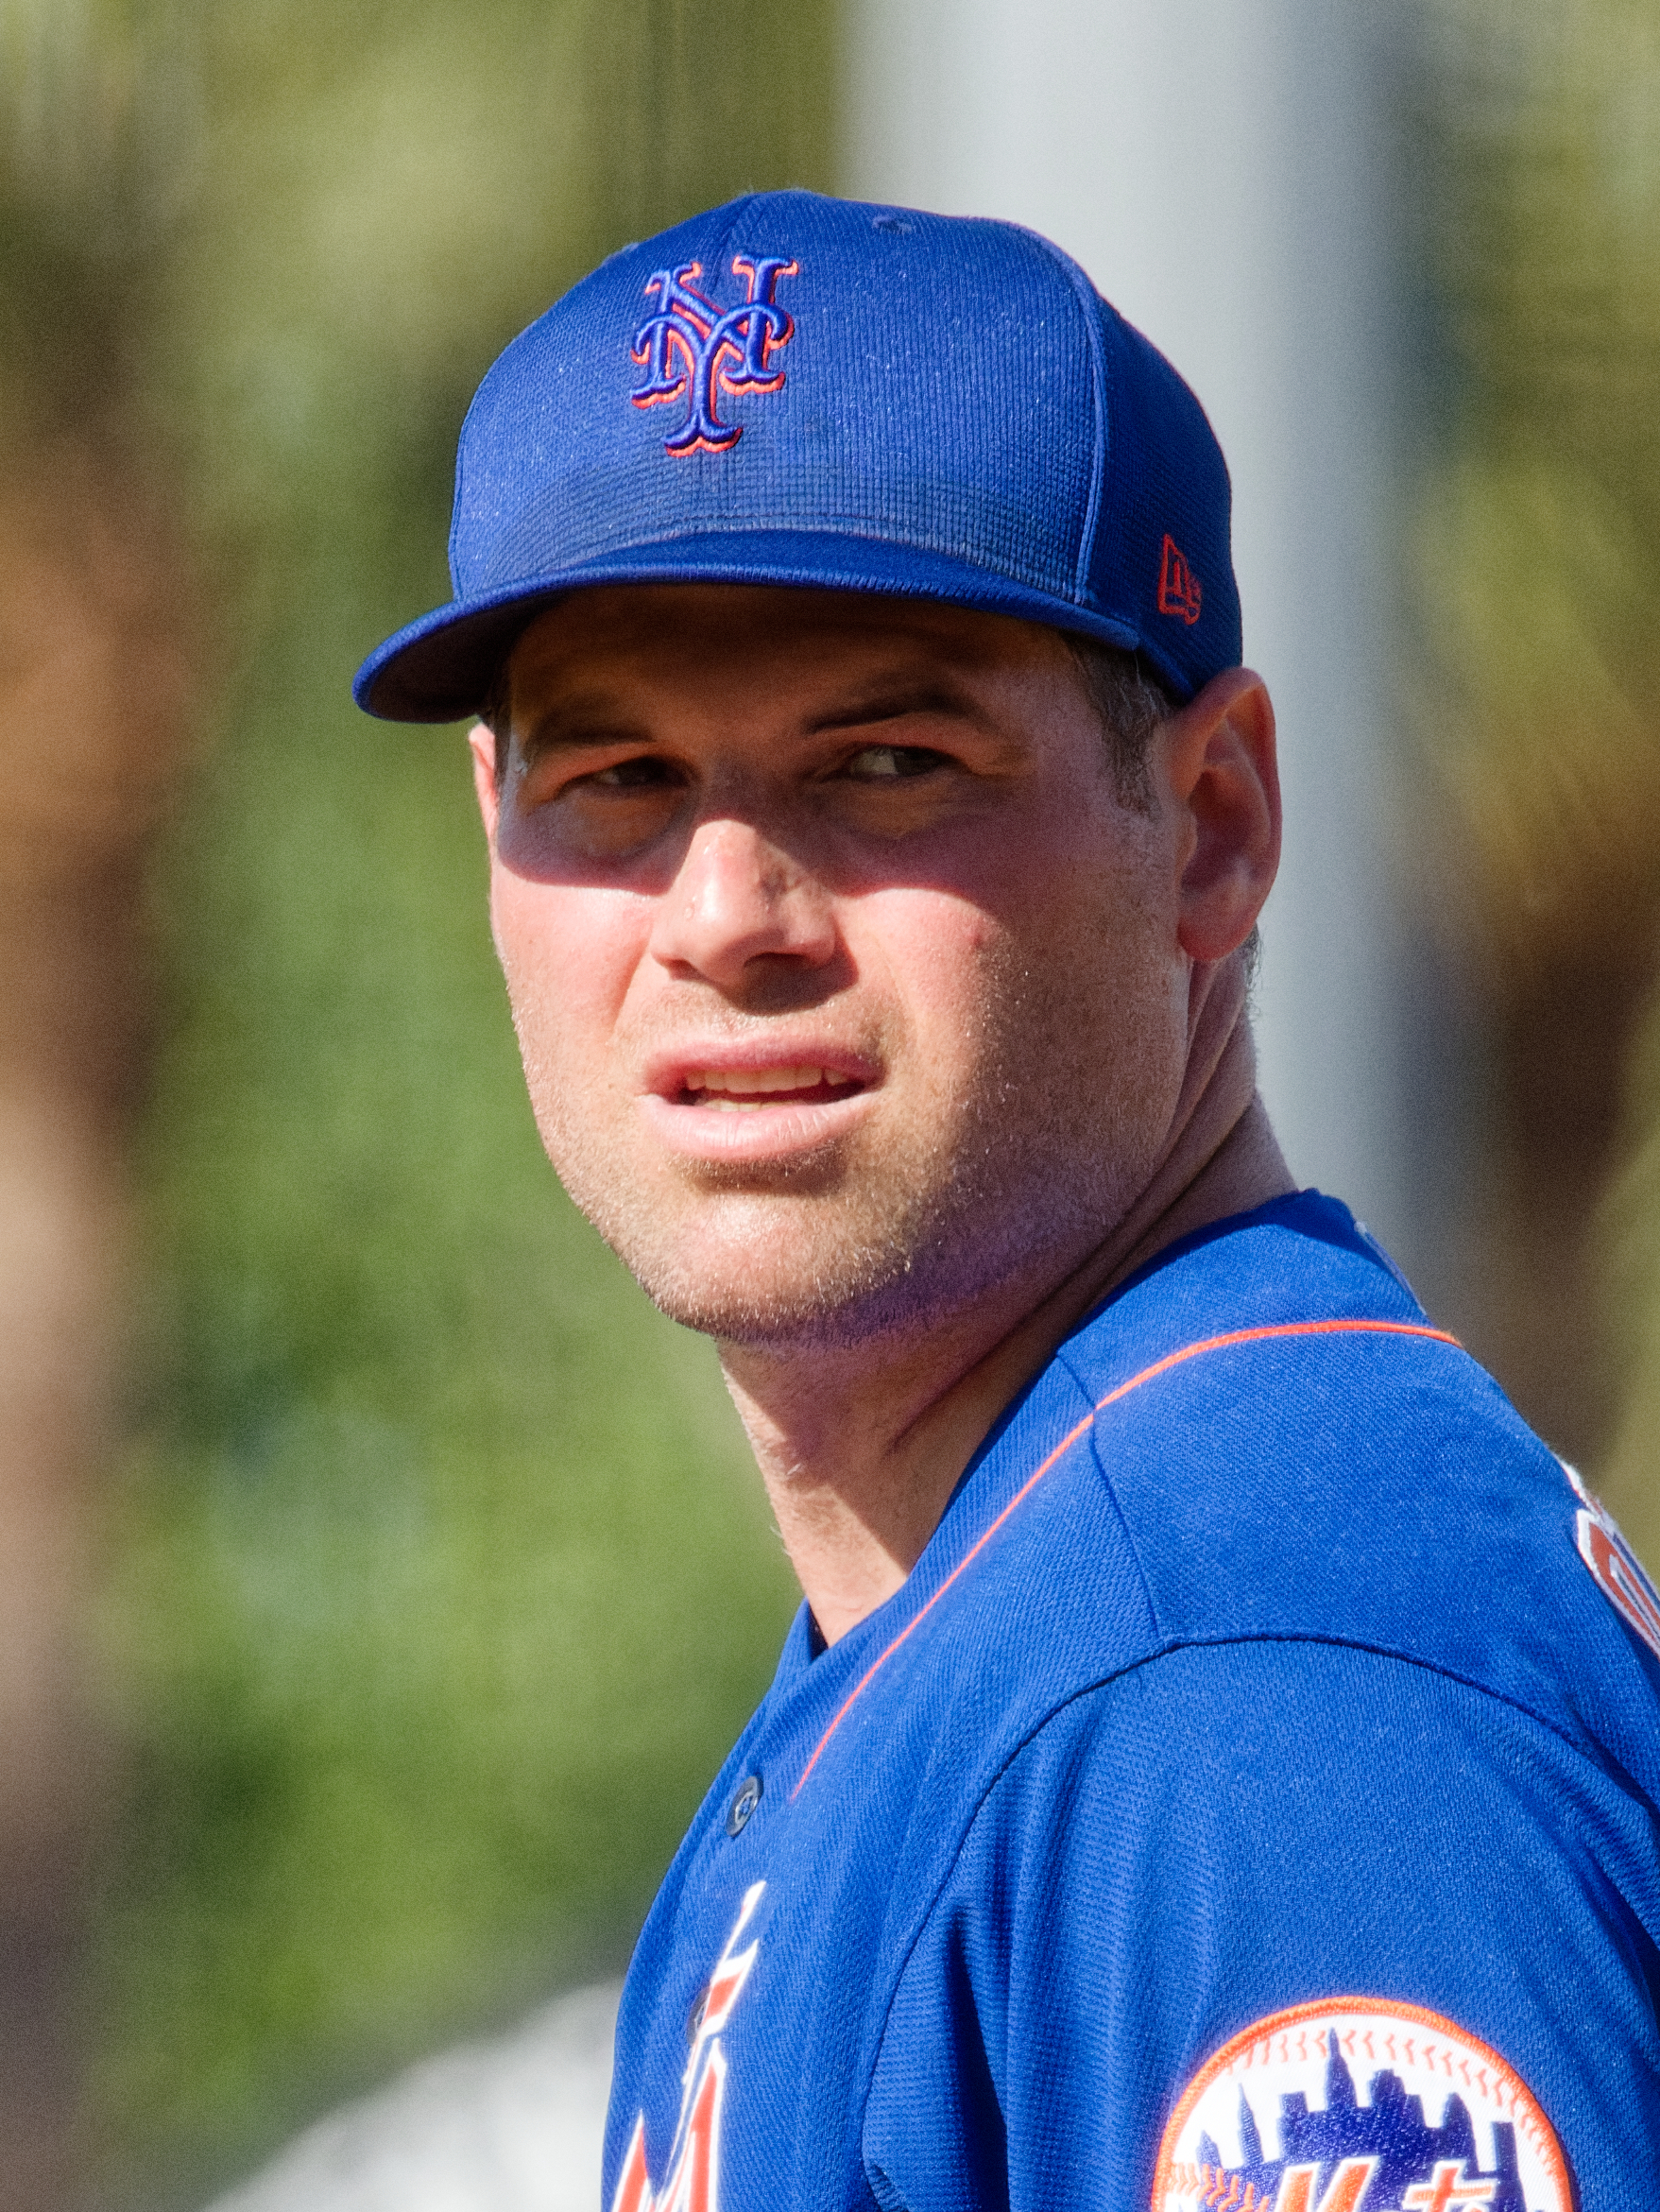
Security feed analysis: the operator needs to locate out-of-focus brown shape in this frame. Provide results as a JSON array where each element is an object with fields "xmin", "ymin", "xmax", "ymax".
[
  {"xmin": 1409, "ymin": 466, "xmax": 1660, "ymax": 1466},
  {"xmin": 1407, "ymin": 5, "xmax": 1660, "ymax": 1504},
  {"xmin": 0, "ymin": 419, "xmax": 199, "ymax": 2207}
]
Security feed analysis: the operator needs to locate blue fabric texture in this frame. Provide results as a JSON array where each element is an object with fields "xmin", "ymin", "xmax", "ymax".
[
  {"xmin": 353, "ymin": 190, "xmax": 1241, "ymax": 721},
  {"xmin": 603, "ymin": 1192, "xmax": 1660, "ymax": 2210}
]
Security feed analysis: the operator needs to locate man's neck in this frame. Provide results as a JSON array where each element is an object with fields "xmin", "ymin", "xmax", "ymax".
[{"xmin": 718, "ymin": 981, "xmax": 1295, "ymax": 1645}]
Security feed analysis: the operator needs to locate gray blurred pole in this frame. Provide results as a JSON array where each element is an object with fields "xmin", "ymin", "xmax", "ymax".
[{"xmin": 844, "ymin": 0, "xmax": 1409, "ymax": 1256}]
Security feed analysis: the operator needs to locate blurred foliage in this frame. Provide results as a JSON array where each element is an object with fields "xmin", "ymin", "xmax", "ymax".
[
  {"xmin": 1407, "ymin": 0, "xmax": 1660, "ymax": 1520},
  {"xmin": 0, "ymin": 1, "xmax": 832, "ymax": 2203},
  {"xmin": 1409, "ymin": 0, "xmax": 1660, "ymax": 978}
]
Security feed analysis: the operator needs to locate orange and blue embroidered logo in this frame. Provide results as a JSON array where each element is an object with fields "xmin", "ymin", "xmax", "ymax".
[
  {"xmin": 1157, "ymin": 533, "xmax": 1203, "ymax": 625},
  {"xmin": 1152, "ymin": 1998, "xmax": 1573, "ymax": 2212},
  {"xmin": 630, "ymin": 256, "xmax": 798, "ymax": 455},
  {"xmin": 611, "ymin": 1881, "xmax": 764, "ymax": 2212}
]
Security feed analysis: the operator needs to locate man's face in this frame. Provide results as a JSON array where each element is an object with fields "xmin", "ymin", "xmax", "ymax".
[{"xmin": 473, "ymin": 584, "xmax": 1194, "ymax": 1349}]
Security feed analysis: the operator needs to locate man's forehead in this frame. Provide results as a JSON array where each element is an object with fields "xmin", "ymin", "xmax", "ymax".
[{"xmin": 505, "ymin": 583, "xmax": 1073, "ymax": 708}]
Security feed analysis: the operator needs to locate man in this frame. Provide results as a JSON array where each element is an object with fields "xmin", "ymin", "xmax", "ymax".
[{"xmin": 356, "ymin": 192, "xmax": 1660, "ymax": 2209}]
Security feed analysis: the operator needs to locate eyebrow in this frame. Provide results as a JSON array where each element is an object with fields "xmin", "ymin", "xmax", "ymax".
[
  {"xmin": 510, "ymin": 675, "xmax": 995, "ymax": 762},
  {"xmin": 801, "ymin": 681, "xmax": 993, "ymax": 735},
  {"xmin": 513, "ymin": 700, "xmax": 650, "ymax": 763}
]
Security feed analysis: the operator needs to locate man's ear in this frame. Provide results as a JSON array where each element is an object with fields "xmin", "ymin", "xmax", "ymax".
[
  {"xmin": 1162, "ymin": 667, "xmax": 1281, "ymax": 965},
  {"xmin": 469, "ymin": 722, "xmax": 500, "ymax": 844}
]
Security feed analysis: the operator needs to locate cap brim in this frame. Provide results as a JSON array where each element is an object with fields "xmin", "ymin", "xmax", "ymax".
[{"xmin": 352, "ymin": 531, "xmax": 1151, "ymax": 723}]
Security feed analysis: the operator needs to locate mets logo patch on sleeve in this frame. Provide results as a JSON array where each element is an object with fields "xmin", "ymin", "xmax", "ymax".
[{"xmin": 1151, "ymin": 1998, "xmax": 1573, "ymax": 2212}]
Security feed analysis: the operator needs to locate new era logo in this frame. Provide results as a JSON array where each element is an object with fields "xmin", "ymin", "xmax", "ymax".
[{"xmin": 1157, "ymin": 534, "xmax": 1203, "ymax": 625}]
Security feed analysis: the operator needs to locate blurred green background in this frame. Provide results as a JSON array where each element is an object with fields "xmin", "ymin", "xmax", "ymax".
[
  {"xmin": 2, "ymin": 1, "xmax": 1659, "ymax": 2208},
  {"xmin": 1405, "ymin": 0, "xmax": 1660, "ymax": 1520},
  {"xmin": 1, "ymin": 4, "xmax": 829, "ymax": 2205}
]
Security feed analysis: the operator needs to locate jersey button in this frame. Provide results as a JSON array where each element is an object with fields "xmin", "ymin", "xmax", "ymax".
[{"xmin": 726, "ymin": 1773, "xmax": 762, "ymax": 1836}]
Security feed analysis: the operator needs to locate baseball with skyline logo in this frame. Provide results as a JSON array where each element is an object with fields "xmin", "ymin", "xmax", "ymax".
[{"xmin": 1153, "ymin": 1998, "xmax": 1573, "ymax": 2212}]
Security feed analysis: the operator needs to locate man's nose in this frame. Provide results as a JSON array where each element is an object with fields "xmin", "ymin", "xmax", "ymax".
[{"xmin": 647, "ymin": 815, "xmax": 837, "ymax": 986}]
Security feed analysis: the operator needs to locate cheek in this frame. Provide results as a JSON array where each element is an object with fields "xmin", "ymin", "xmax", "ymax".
[
  {"xmin": 848, "ymin": 889, "xmax": 1001, "ymax": 1054},
  {"xmin": 852, "ymin": 825, "xmax": 1175, "ymax": 1036},
  {"xmin": 966, "ymin": 829, "xmax": 1187, "ymax": 1083},
  {"xmin": 488, "ymin": 868, "xmax": 642, "ymax": 1095}
]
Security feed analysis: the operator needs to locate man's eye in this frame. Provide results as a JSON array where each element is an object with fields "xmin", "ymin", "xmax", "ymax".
[
  {"xmin": 843, "ymin": 745, "xmax": 948, "ymax": 780},
  {"xmin": 586, "ymin": 755, "xmax": 676, "ymax": 790},
  {"xmin": 530, "ymin": 753, "xmax": 679, "ymax": 799}
]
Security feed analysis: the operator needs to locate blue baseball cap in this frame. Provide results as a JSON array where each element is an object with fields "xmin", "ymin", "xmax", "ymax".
[{"xmin": 353, "ymin": 189, "xmax": 1241, "ymax": 722}]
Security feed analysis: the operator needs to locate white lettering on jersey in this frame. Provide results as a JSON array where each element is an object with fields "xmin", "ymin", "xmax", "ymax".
[{"xmin": 611, "ymin": 1881, "xmax": 764, "ymax": 2212}]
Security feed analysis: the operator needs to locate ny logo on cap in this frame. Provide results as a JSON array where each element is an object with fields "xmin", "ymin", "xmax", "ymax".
[{"xmin": 630, "ymin": 254, "xmax": 798, "ymax": 455}]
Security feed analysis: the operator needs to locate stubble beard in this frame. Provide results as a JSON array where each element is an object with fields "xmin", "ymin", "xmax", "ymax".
[{"xmin": 513, "ymin": 941, "xmax": 1173, "ymax": 1357}]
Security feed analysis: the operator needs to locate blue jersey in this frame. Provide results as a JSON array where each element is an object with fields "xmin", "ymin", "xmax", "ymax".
[{"xmin": 603, "ymin": 1193, "xmax": 1660, "ymax": 2211}]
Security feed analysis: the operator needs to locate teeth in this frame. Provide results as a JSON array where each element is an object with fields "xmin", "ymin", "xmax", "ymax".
[{"xmin": 684, "ymin": 1064, "xmax": 856, "ymax": 1105}]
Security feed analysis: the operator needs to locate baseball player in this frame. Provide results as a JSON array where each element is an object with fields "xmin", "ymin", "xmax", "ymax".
[{"xmin": 355, "ymin": 192, "xmax": 1660, "ymax": 2209}]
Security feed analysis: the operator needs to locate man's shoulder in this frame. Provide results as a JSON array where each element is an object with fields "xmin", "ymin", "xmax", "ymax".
[
  {"xmin": 920, "ymin": 1192, "xmax": 1654, "ymax": 1779},
  {"xmin": 1070, "ymin": 1185, "xmax": 1433, "ymax": 1371},
  {"xmin": 857, "ymin": 1199, "xmax": 1660, "ymax": 2212}
]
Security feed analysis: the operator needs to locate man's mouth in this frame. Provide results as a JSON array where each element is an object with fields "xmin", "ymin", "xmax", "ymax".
[{"xmin": 679, "ymin": 1066, "xmax": 864, "ymax": 1111}]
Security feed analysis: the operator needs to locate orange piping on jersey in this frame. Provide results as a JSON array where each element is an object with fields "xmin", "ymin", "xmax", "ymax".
[{"xmin": 788, "ymin": 1317, "xmax": 1461, "ymax": 1799}]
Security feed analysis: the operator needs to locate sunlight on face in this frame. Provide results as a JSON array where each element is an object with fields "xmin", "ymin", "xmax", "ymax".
[{"xmin": 477, "ymin": 584, "xmax": 1191, "ymax": 1349}]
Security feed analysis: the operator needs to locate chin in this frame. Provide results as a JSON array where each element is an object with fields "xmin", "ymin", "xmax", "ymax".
[
  {"xmin": 596, "ymin": 1186, "xmax": 1078, "ymax": 1355},
  {"xmin": 642, "ymin": 1268, "xmax": 950, "ymax": 1353},
  {"xmin": 545, "ymin": 1088, "xmax": 1155, "ymax": 1354},
  {"xmin": 622, "ymin": 1225, "xmax": 925, "ymax": 1350}
]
